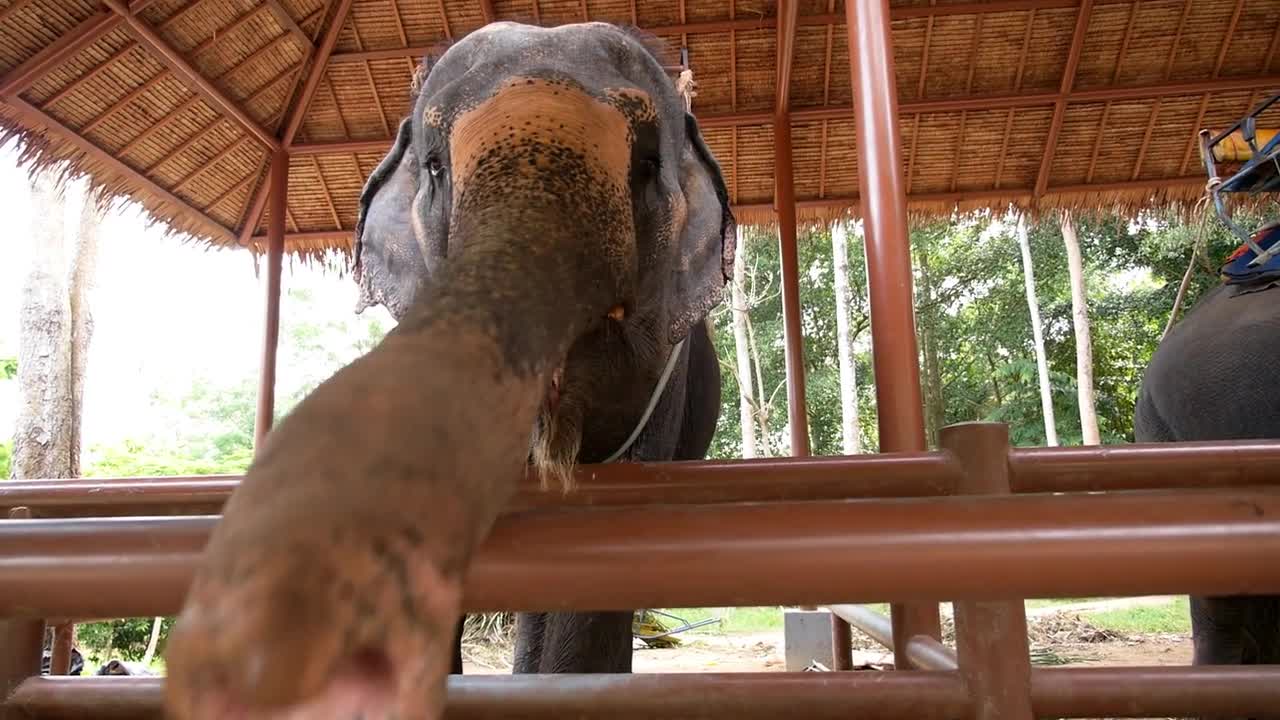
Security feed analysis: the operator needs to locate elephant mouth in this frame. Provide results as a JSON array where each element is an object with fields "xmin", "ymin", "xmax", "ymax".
[{"xmin": 544, "ymin": 365, "xmax": 564, "ymax": 416}]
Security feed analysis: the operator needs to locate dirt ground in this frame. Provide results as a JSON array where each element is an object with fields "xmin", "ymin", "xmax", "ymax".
[{"xmin": 461, "ymin": 612, "xmax": 1193, "ymax": 674}]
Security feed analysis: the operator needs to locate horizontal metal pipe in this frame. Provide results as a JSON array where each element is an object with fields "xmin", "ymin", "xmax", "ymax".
[
  {"xmin": 11, "ymin": 667, "xmax": 1280, "ymax": 719},
  {"xmin": 8, "ymin": 439, "xmax": 1280, "ymax": 519},
  {"xmin": 1011, "ymin": 438, "xmax": 1280, "ymax": 493},
  {"xmin": 832, "ymin": 604, "xmax": 958, "ymax": 670},
  {"xmin": 830, "ymin": 604, "xmax": 894, "ymax": 648},
  {"xmin": 7, "ymin": 673, "xmax": 971, "ymax": 720},
  {"xmin": 1032, "ymin": 666, "xmax": 1280, "ymax": 718},
  {"xmin": 4, "ymin": 489, "xmax": 1280, "ymax": 618},
  {"xmin": 0, "ymin": 454, "xmax": 959, "ymax": 519},
  {"xmin": 906, "ymin": 635, "xmax": 959, "ymax": 672}
]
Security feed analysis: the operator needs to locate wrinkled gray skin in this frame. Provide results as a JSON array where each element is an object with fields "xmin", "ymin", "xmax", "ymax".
[
  {"xmin": 1135, "ymin": 281, "xmax": 1280, "ymax": 711},
  {"xmin": 163, "ymin": 21, "xmax": 732, "ymax": 720},
  {"xmin": 355, "ymin": 23, "xmax": 728, "ymax": 676}
]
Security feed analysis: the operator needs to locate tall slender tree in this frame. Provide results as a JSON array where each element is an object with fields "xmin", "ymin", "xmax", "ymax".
[
  {"xmin": 1059, "ymin": 210, "xmax": 1099, "ymax": 444},
  {"xmin": 1014, "ymin": 213, "xmax": 1058, "ymax": 446},
  {"xmin": 830, "ymin": 220, "xmax": 860, "ymax": 454},
  {"xmin": 730, "ymin": 225, "xmax": 758, "ymax": 458}
]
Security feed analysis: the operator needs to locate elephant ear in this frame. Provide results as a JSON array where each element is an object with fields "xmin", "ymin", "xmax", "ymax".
[
  {"xmin": 351, "ymin": 116, "xmax": 432, "ymax": 320},
  {"xmin": 669, "ymin": 112, "xmax": 736, "ymax": 344}
]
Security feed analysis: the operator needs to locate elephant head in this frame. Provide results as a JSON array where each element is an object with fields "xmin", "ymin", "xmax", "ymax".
[{"xmin": 163, "ymin": 21, "xmax": 735, "ymax": 720}]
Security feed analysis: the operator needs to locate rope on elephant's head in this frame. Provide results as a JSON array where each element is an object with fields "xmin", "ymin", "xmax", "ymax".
[
  {"xmin": 600, "ymin": 337, "xmax": 686, "ymax": 464},
  {"xmin": 675, "ymin": 69, "xmax": 696, "ymax": 113}
]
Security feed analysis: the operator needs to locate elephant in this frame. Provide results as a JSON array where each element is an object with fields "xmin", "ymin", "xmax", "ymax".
[
  {"xmin": 162, "ymin": 20, "xmax": 734, "ymax": 720},
  {"xmin": 1134, "ymin": 228, "xmax": 1280, "ymax": 682}
]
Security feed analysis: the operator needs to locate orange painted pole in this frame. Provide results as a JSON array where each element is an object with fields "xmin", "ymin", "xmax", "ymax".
[
  {"xmin": 845, "ymin": 0, "xmax": 941, "ymax": 666},
  {"xmin": 253, "ymin": 149, "xmax": 288, "ymax": 451}
]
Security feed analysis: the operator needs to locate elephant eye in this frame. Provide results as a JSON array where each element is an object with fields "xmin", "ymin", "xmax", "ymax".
[{"xmin": 425, "ymin": 154, "xmax": 445, "ymax": 178}]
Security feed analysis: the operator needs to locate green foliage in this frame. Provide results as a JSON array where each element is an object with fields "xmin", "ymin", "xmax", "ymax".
[
  {"xmin": 0, "ymin": 357, "xmax": 15, "ymax": 380},
  {"xmin": 704, "ymin": 205, "xmax": 1278, "ymax": 458},
  {"xmin": 0, "ymin": 440, "xmax": 10, "ymax": 479},
  {"xmin": 77, "ymin": 617, "xmax": 175, "ymax": 668},
  {"xmin": 1085, "ymin": 597, "xmax": 1191, "ymax": 634}
]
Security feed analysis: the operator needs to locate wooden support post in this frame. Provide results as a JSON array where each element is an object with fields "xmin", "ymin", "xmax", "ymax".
[
  {"xmin": 846, "ymin": 0, "xmax": 941, "ymax": 667},
  {"xmin": 47, "ymin": 624, "xmax": 74, "ymax": 675},
  {"xmin": 942, "ymin": 422, "xmax": 1034, "ymax": 720},
  {"xmin": 253, "ymin": 149, "xmax": 288, "ymax": 451},
  {"xmin": 1, "ymin": 506, "xmax": 44, "ymax": 720}
]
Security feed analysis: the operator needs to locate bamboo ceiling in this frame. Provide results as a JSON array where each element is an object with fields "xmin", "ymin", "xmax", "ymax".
[{"xmin": 1, "ymin": 0, "xmax": 1279, "ymax": 259}]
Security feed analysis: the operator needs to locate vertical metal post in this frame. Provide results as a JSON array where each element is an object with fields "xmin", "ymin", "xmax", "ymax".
[
  {"xmin": 254, "ymin": 148, "xmax": 288, "ymax": 451},
  {"xmin": 942, "ymin": 422, "xmax": 1034, "ymax": 720},
  {"xmin": 846, "ymin": 0, "xmax": 941, "ymax": 665},
  {"xmin": 2, "ymin": 507, "xmax": 44, "ymax": 720},
  {"xmin": 48, "ymin": 623, "xmax": 73, "ymax": 675},
  {"xmin": 773, "ymin": 116, "xmax": 811, "ymax": 459}
]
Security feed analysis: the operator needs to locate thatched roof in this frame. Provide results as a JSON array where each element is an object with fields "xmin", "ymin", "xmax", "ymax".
[{"xmin": 1, "ymin": 0, "xmax": 1278, "ymax": 260}]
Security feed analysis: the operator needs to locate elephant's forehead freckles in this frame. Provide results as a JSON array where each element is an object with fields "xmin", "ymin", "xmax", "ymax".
[{"xmin": 422, "ymin": 105, "xmax": 444, "ymax": 128}]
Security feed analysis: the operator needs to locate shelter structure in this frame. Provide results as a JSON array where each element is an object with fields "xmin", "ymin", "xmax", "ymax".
[{"xmin": 2, "ymin": 1, "xmax": 1280, "ymax": 719}]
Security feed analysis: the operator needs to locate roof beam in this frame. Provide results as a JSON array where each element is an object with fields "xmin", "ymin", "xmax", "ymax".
[
  {"xmin": 99, "ymin": 0, "xmax": 279, "ymax": 151},
  {"xmin": 479, "ymin": 0, "xmax": 496, "ymax": 24},
  {"xmin": 251, "ymin": 173, "xmax": 1209, "ymax": 244},
  {"xmin": 328, "ymin": 0, "xmax": 1080, "ymax": 63},
  {"xmin": 236, "ymin": 0, "xmax": 357, "ymax": 246},
  {"xmin": 5, "ymin": 96, "xmax": 236, "ymax": 243},
  {"xmin": 1034, "ymin": 0, "xmax": 1093, "ymax": 200},
  {"xmin": 776, "ymin": 0, "xmax": 798, "ymax": 114},
  {"xmin": 265, "ymin": 0, "xmax": 314, "ymax": 50},
  {"xmin": 292, "ymin": 73, "xmax": 1280, "ymax": 155}
]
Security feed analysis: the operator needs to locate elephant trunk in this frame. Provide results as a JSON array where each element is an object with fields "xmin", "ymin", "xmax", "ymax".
[{"xmin": 163, "ymin": 83, "xmax": 636, "ymax": 720}]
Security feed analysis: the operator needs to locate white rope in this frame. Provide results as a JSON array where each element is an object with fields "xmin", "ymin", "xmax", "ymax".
[{"xmin": 601, "ymin": 337, "xmax": 686, "ymax": 464}]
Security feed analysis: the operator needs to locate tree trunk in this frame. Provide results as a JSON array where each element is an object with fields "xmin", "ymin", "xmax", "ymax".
[
  {"xmin": 11, "ymin": 172, "xmax": 102, "ymax": 480},
  {"xmin": 1014, "ymin": 214, "xmax": 1058, "ymax": 446},
  {"xmin": 830, "ymin": 221, "xmax": 861, "ymax": 454},
  {"xmin": 745, "ymin": 306, "xmax": 771, "ymax": 457},
  {"xmin": 1059, "ymin": 211, "xmax": 1100, "ymax": 445},
  {"xmin": 140, "ymin": 617, "xmax": 164, "ymax": 666},
  {"xmin": 730, "ymin": 225, "xmax": 758, "ymax": 458},
  {"xmin": 914, "ymin": 238, "xmax": 946, "ymax": 448},
  {"xmin": 12, "ymin": 170, "xmax": 73, "ymax": 479},
  {"xmin": 69, "ymin": 197, "xmax": 105, "ymax": 476}
]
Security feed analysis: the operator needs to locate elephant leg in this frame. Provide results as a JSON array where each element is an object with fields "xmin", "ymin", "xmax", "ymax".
[
  {"xmin": 1243, "ymin": 595, "xmax": 1280, "ymax": 665},
  {"xmin": 451, "ymin": 615, "xmax": 465, "ymax": 674},
  {"xmin": 1191, "ymin": 596, "xmax": 1249, "ymax": 666},
  {"xmin": 512, "ymin": 611, "xmax": 633, "ymax": 674},
  {"xmin": 512, "ymin": 612, "xmax": 548, "ymax": 673}
]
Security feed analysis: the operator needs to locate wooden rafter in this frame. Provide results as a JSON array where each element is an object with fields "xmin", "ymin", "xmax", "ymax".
[
  {"xmin": 1178, "ymin": 0, "xmax": 1248, "ymax": 176},
  {"xmin": 0, "ymin": 4, "xmax": 142, "ymax": 98},
  {"xmin": 188, "ymin": 5, "xmax": 270, "ymax": 57},
  {"xmin": 327, "ymin": 0, "xmax": 1082, "ymax": 64},
  {"xmin": 1129, "ymin": 0, "xmax": 1194, "ymax": 183},
  {"xmin": 143, "ymin": 115, "xmax": 227, "ymax": 174},
  {"xmin": 310, "ymin": 156, "xmax": 343, "ymax": 230},
  {"xmin": 993, "ymin": 8, "xmax": 1036, "ymax": 190},
  {"xmin": 1034, "ymin": 0, "xmax": 1093, "ymax": 201},
  {"xmin": 173, "ymin": 137, "xmax": 249, "ymax": 194},
  {"xmin": 775, "ymin": 0, "xmax": 798, "ymax": 114},
  {"xmin": 436, "ymin": 0, "xmax": 454, "ymax": 41},
  {"xmin": 325, "ymin": 76, "xmax": 352, "ymax": 137},
  {"xmin": 905, "ymin": 0, "xmax": 937, "ymax": 194},
  {"xmin": 265, "ymin": 0, "xmax": 314, "ymax": 50},
  {"xmin": 479, "ymin": 0, "xmax": 496, "ymax": 24},
  {"xmin": 1267, "ymin": 19, "xmax": 1280, "ymax": 73},
  {"xmin": 250, "ymin": 173, "xmax": 1215, "ymax": 245},
  {"xmin": 236, "ymin": 0, "xmax": 356, "ymax": 246},
  {"xmin": 43, "ymin": 41, "xmax": 141, "ymax": 107},
  {"xmin": 83, "ymin": 71, "xmax": 174, "ymax": 137},
  {"xmin": 291, "ymin": 73, "xmax": 1280, "ymax": 155},
  {"xmin": 818, "ymin": 0, "xmax": 835, "ymax": 198},
  {"xmin": 949, "ymin": 14, "xmax": 984, "ymax": 193},
  {"xmin": 6, "ymin": 95, "xmax": 236, "ymax": 241},
  {"xmin": 1084, "ymin": 0, "xmax": 1139, "ymax": 183},
  {"xmin": 100, "ymin": 0, "xmax": 279, "ymax": 150},
  {"xmin": 388, "ymin": 0, "xmax": 410, "ymax": 44}
]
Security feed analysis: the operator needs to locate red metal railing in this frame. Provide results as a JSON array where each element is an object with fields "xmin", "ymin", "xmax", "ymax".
[{"xmin": 4, "ymin": 422, "xmax": 1280, "ymax": 718}]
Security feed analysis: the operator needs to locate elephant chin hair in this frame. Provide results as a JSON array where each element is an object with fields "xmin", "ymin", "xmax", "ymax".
[{"xmin": 531, "ymin": 404, "xmax": 582, "ymax": 493}]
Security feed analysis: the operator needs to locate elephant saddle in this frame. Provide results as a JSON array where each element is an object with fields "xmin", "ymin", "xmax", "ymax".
[{"xmin": 1221, "ymin": 220, "xmax": 1280, "ymax": 293}]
